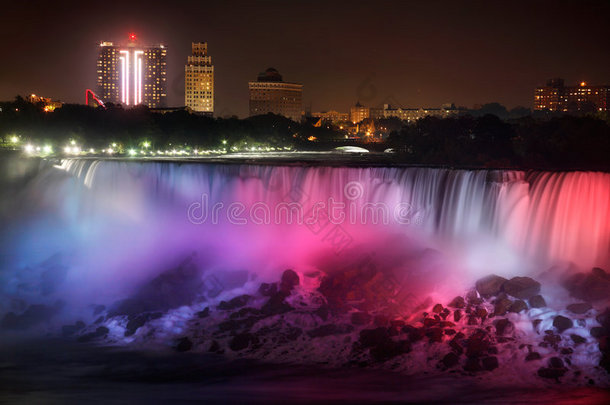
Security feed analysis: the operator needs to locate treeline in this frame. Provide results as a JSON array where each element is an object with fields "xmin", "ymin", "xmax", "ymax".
[
  {"xmin": 387, "ymin": 114, "xmax": 610, "ymax": 170},
  {"xmin": 0, "ymin": 98, "xmax": 333, "ymax": 149},
  {"xmin": 1, "ymin": 96, "xmax": 610, "ymax": 170}
]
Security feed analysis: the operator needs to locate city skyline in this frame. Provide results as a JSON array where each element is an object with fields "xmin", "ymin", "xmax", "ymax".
[{"xmin": 1, "ymin": 0, "xmax": 609, "ymax": 117}]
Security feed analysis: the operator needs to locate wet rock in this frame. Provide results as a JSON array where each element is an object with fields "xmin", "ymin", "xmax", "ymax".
[
  {"xmin": 563, "ymin": 267, "xmax": 610, "ymax": 302},
  {"xmin": 538, "ymin": 367, "xmax": 567, "ymax": 379},
  {"xmin": 481, "ymin": 356, "xmax": 499, "ymax": 371},
  {"xmin": 313, "ymin": 306, "xmax": 329, "ymax": 321},
  {"xmin": 426, "ymin": 327, "xmax": 444, "ymax": 343},
  {"xmin": 432, "ymin": 304, "xmax": 444, "ymax": 313},
  {"xmin": 560, "ymin": 348, "xmax": 573, "ymax": 355},
  {"xmin": 308, "ymin": 324, "xmax": 353, "ymax": 338},
  {"xmin": 503, "ymin": 277, "xmax": 541, "ymax": 299},
  {"xmin": 553, "ymin": 315, "xmax": 573, "ymax": 332},
  {"xmin": 549, "ymin": 357, "xmax": 564, "ymax": 368},
  {"xmin": 571, "ymin": 334, "xmax": 587, "ymax": 345},
  {"xmin": 196, "ymin": 307, "xmax": 210, "ymax": 318},
  {"xmin": 77, "ymin": 326, "xmax": 109, "ymax": 343},
  {"xmin": 110, "ymin": 256, "xmax": 202, "ymax": 316},
  {"xmin": 464, "ymin": 357, "xmax": 482, "ymax": 372},
  {"xmin": 441, "ymin": 352, "xmax": 460, "ymax": 368},
  {"xmin": 359, "ymin": 327, "xmax": 391, "ymax": 348},
  {"xmin": 526, "ymin": 352, "xmax": 542, "ymax": 361},
  {"xmin": 208, "ymin": 340, "xmax": 221, "ymax": 352},
  {"xmin": 261, "ymin": 292, "xmax": 293, "ymax": 315},
  {"xmin": 532, "ymin": 319, "xmax": 542, "ymax": 329},
  {"xmin": 596, "ymin": 308, "xmax": 610, "ymax": 329},
  {"xmin": 453, "ymin": 310, "xmax": 462, "ymax": 322},
  {"xmin": 466, "ymin": 330, "xmax": 490, "ymax": 358},
  {"xmin": 474, "ymin": 307, "xmax": 488, "ymax": 319},
  {"xmin": 218, "ymin": 295, "xmax": 251, "ymax": 310},
  {"xmin": 350, "ymin": 311, "xmax": 372, "ymax": 325},
  {"xmin": 230, "ymin": 333, "xmax": 255, "ymax": 351},
  {"xmin": 125, "ymin": 313, "xmax": 151, "ymax": 337},
  {"xmin": 475, "ymin": 275, "xmax": 507, "ymax": 297},
  {"xmin": 543, "ymin": 332, "xmax": 562, "ymax": 349},
  {"xmin": 493, "ymin": 318, "xmax": 514, "ymax": 336},
  {"xmin": 258, "ymin": 282, "xmax": 278, "ymax": 297},
  {"xmin": 370, "ymin": 339, "xmax": 411, "ymax": 361},
  {"xmin": 175, "ymin": 337, "xmax": 193, "ymax": 352},
  {"xmin": 566, "ymin": 302, "xmax": 592, "ymax": 314},
  {"xmin": 466, "ymin": 290, "xmax": 483, "ymax": 305},
  {"xmin": 590, "ymin": 327, "xmax": 605, "ymax": 338},
  {"xmin": 509, "ymin": 300, "xmax": 528, "ymax": 313},
  {"xmin": 529, "ymin": 295, "xmax": 546, "ymax": 308},
  {"xmin": 493, "ymin": 298, "xmax": 513, "ymax": 316},
  {"xmin": 280, "ymin": 269, "xmax": 300, "ymax": 293},
  {"xmin": 448, "ymin": 296, "xmax": 466, "ymax": 309}
]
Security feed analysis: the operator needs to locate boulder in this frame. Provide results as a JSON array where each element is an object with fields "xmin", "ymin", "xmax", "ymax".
[
  {"xmin": 590, "ymin": 327, "xmax": 605, "ymax": 338},
  {"xmin": 481, "ymin": 356, "xmax": 499, "ymax": 371},
  {"xmin": 503, "ymin": 277, "xmax": 541, "ymax": 299},
  {"xmin": 570, "ymin": 334, "xmax": 587, "ymax": 345},
  {"xmin": 230, "ymin": 333, "xmax": 255, "ymax": 351},
  {"xmin": 196, "ymin": 307, "xmax": 210, "ymax": 318},
  {"xmin": 77, "ymin": 326, "xmax": 109, "ymax": 343},
  {"xmin": 440, "ymin": 352, "xmax": 460, "ymax": 368},
  {"xmin": 528, "ymin": 295, "xmax": 546, "ymax": 308},
  {"xmin": 359, "ymin": 327, "xmax": 391, "ymax": 348},
  {"xmin": 175, "ymin": 337, "xmax": 193, "ymax": 352},
  {"xmin": 110, "ymin": 256, "xmax": 202, "ymax": 316},
  {"xmin": 566, "ymin": 302, "xmax": 592, "ymax": 314},
  {"xmin": 553, "ymin": 315, "xmax": 573, "ymax": 332},
  {"xmin": 218, "ymin": 294, "xmax": 251, "ymax": 310},
  {"xmin": 509, "ymin": 300, "xmax": 528, "ymax": 313},
  {"xmin": 475, "ymin": 275, "xmax": 507, "ymax": 297},
  {"xmin": 280, "ymin": 269, "xmax": 300, "ymax": 293},
  {"xmin": 448, "ymin": 296, "xmax": 466, "ymax": 308},
  {"xmin": 548, "ymin": 357, "xmax": 564, "ymax": 368},
  {"xmin": 563, "ymin": 267, "xmax": 610, "ymax": 302},
  {"xmin": 493, "ymin": 298, "xmax": 513, "ymax": 316},
  {"xmin": 432, "ymin": 304, "xmax": 443, "ymax": 313},
  {"xmin": 493, "ymin": 318, "xmax": 514, "ymax": 336},
  {"xmin": 464, "ymin": 357, "xmax": 483, "ymax": 372},
  {"xmin": 258, "ymin": 282, "xmax": 278, "ymax": 297},
  {"xmin": 525, "ymin": 352, "xmax": 541, "ymax": 361},
  {"xmin": 538, "ymin": 367, "xmax": 567, "ymax": 379}
]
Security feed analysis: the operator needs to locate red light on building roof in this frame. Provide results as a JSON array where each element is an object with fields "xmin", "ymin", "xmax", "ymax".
[{"xmin": 129, "ymin": 33, "xmax": 137, "ymax": 41}]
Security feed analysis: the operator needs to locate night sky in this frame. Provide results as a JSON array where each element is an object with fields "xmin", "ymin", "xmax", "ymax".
[{"xmin": 1, "ymin": 0, "xmax": 609, "ymax": 117}]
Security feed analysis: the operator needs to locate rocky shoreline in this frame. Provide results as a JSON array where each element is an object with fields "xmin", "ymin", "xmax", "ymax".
[{"xmin": 46, "ymin": 262, "xmax": 610, "ymax": 388}]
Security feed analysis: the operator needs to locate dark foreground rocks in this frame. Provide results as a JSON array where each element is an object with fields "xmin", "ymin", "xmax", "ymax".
[{"xmin": 68, "ymin": 267, "xmax": 610, "ymax": 386}]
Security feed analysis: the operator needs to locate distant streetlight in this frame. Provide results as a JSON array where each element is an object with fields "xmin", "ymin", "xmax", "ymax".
[{"xmin": 10, "ymin": 136, "xmax": 19, "ymax": 143}]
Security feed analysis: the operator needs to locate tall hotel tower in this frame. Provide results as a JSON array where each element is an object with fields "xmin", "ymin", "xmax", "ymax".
[
  {"xmin": 96, "ymin": 34, "xmax": 167, "ymax": 108},
  {"xmin": 185, "ymin": 42, "xmax": 214, "ymax": 114}
]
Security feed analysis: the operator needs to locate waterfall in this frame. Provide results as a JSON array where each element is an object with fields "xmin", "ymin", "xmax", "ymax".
[{"xmin": 1, "ymin": 158, "xmax": 609, "ymax": 314}]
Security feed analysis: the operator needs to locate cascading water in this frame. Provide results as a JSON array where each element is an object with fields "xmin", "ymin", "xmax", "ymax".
[{"xmin": 1, "ymin": 157, "xmax": 609, "ymax": 320}]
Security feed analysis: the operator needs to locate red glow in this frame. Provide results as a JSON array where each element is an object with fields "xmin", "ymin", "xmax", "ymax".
[{"xmin": 129, "ymin": 33, "xmax": 137, "ymax": 41}]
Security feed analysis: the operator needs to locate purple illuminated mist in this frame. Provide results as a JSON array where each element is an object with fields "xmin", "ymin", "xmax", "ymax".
[{"xmin": 1, "ymin": 158, "xmax": 609, "ymax": 325}]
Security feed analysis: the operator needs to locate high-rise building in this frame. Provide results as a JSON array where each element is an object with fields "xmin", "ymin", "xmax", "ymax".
[
  {"xmin": 350, "ymin": 101, "xmax": 369, "ymax": 123},
  {"xmin": 534, "ymin": 78, "xmax": 610, "ymax": 112},
  {"xmin": 249, "ymin": 68, "xmax": 303, "ymax": 122},
  {"xmin": 185, "ymin": 42, "xmax": 214, "ymax": 114},
  {"xmin": 96, "ymin": 34, "xmax": 167, "ymax": 108}
]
